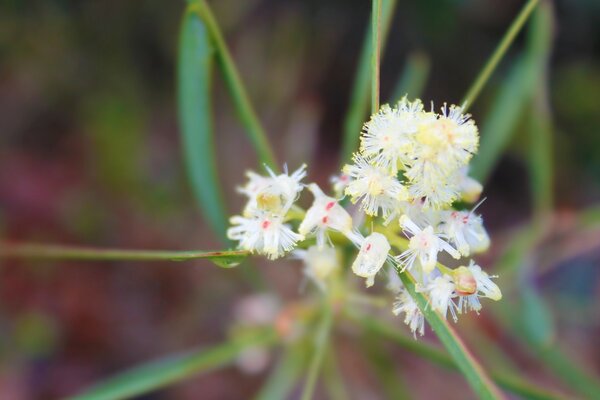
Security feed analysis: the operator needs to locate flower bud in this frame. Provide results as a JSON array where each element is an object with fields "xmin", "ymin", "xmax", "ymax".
[{"xmin": 452, "ymin": 266, "xmax": 477, "ymax": 296}]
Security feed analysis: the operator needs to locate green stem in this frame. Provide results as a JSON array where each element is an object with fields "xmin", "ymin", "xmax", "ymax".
[
  {"xmin": 300, "ymin": 301, "xmax": 333, "ymax": 400},
  {"xmin": 371, "ymin": 0, "xmax": 382, "ymax": 113},
  {"xmin": 461, "ymin": 0, "xmax": 539, "ymax": 111},
  {"xmin": 341, "ymin": 0, "xmax": 397, "ymax": 163},
  {"xmin": 0, "ymin": 242, "xmax": 247, "ymax": 264},
  {"xmin": 350, "ymin": 312, "xmax": 569, "ymax": 400},
  {"xmin": 396, "ymin": 270, "xmax": 505, "ymax": 399},
  {"xmin": 190, "ymin": 0, "xmax": 278, "ymax": 170}
]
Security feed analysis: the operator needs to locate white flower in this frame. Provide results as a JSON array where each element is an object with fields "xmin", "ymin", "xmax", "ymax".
[
  {"xmin": 392, "ymin": 289, "xmax": 425, "ymax": 339},
  {"xmin": 423, "ymin": 275, "xmax": 458, "ymax": 322},
  {"xmin": 227, "ymin": 214, "xmax": 303, "ymax": 260},
  {"xmin": 241, "ymin": 164, "xmax": 307, "ymax": 216},
  {"xmin": 457, "ymin": 167, "xmax": 483, "ymax": 203},
  {"xmin": 294, "ymin": 246, "xmax": 339, "ymax": 291},
  {"xmin": 441, "ymin": 209, "xmax": 490, "ymax": 256},
  {"xmin": 351, "ymin": 232, "xmax": 391, "ymax": 288},
  {"xmin": 298, "ymin": 183, "xmax": 353, "ymax": 247},
  {"xmin": 386, "ymin": 265, "xmax": 403, "ymax": 293},
  {"xmin": 360, "ymin": 99, "xmax": 425, "ymax": 172},
  {"xmin": 330, "ymin": 172, "xmax": 351, "ymax": 197},
  {"xmin": 405, "ymin": 163, "xmax": 461, "ymax": 209},
  {"xmin": 343, "ymin": 154, "xmax": 408, "ymax": 218},
  {"xmin": 456, "ymin": 262, "xmax": 502, "ymax": 313},
  {"xmin": 392, "ymin": 287, "xmax": 425, "ymax": 337},
  {"xmin": 396, "ymin": 215, "xmax": 460, "ymax": 273},
  {"xmin": 413, "ymin": 104, "xmax": 478, "ymax": 170}
]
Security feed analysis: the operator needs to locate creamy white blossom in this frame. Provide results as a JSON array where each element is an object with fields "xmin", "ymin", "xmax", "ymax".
[
  {"xmin": 455, "ymin": 261, "xmax": 502, "ymax": 313},
  {"xmin": 457, "ymin": 167, "xmax": 483, "ymax": 203},
  {"xmin": 344, "ymin": 154, "xmax": 408, "ymax": 218},
  {"xmin": 241, "ymin": 164, "xmax": 307, "ymax": 216},
  {"xmin": 360, "ymin": 99, "xmax": 427, "ymax": 172},
  {"xmin": 227, "ymin": 214, "xmax": 303, "ymax": 260},
  {"xmin": 330, "ymin": 172, "xmax": 351, "ymax": 197},
  {"xmin": 299, "ymin": 183, "xmax": 353, "ymax": 247},
  {"xmin": 295, "ymin": 245, "xmax": 339, "ymax": 291},
  {"xmin": 441, "ymin": 209, "xmax": 490, "ymax": 256},
  {"xmin": 351, "ymin": 232, "xmax": 391, "ymax": 287},
  {"xmin": 396, "ymin": 215, "xmax": 460, "ymax": 273},
  {"xmin": 393, "ymin": 287, "xmax": 425, "ymax": 337},
  {"xmin": 423, "ymin": 275, "xmax": 458, "ymax": 322}
]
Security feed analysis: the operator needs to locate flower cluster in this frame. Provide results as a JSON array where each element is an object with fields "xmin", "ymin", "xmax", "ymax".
[{"xmin": 227, "ymin": 97, "xmax": 501, "ymax": 338}]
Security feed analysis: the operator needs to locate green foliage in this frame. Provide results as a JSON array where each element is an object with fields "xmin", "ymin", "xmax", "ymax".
[
  {"xmin": 178, "ymin": 9, "xmax": 229, "ymax": 242},
  {"xmin": 471, "ymin": 3, "xmax": 552, "ymax": 183},
  {"xmin": 68, "ymin": 329, "xmax": 276, "ymax": 400}
]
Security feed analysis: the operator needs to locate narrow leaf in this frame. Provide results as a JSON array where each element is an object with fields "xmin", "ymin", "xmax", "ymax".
[
  {"xmin": 471, "ymin": 4, "xmax": 552, "ymax": 183},
  {"xmin": 0, "ymin": 242, "xmax": 248, "ymax": 268},
  {"xmin": 528, "ymin": 81, "xmax": 554, "ymax": 225},
  {"xmin": 300, "ymin": 302, "xmax": 333, "ymax": 400},
  {"xmin": 519, "ymin": 279, "xmax": 555, "ymax": 347},
  {"xmin": 178, "ymin": 9, "xmax": 228, "ymax": 241},
  {"xmin": 189, "ymin": 0, "xmax": 278, "ymax": 170},
  {"xmin": 68, "ymin": 330, "xmax": 276, "ymax": 400},
  {"xmin": 255, "ymin": 348, "xmax": 305, "ymax": 400},
  {"xmin": 351, "ymin": 312, "xmax": 568, "ymax": 400},
  {"xmin": 461, "ymin": 0, "xmax": 539, "ymax": 110},
  {"xmin": 390, "ymin": 51, "xmax": 431, "ymax": 102}
]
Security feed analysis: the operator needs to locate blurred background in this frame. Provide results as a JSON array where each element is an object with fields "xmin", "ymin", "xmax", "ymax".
[{"xmin": 1, "ymin": 0, "xmax": 599, "ymax": 398}]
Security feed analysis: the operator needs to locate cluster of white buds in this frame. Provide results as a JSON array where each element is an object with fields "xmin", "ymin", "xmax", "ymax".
[{"xmin": 227, "ymin": 97, "xmax": 502, "ymax": 338}]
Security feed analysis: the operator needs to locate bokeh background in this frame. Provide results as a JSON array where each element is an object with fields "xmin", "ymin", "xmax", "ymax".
[{"xmin": 1, "ymin": 0, "xmax": 599, "ymax": 398}]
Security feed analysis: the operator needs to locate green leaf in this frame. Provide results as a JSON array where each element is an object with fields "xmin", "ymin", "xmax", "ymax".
[
  {"xmin": 341, "ymin": 0, "xmax": 398, "ymax": 163},
  {"xmin": 178, "ymin": 9, "xmax": 228, "ymax": 241},
  {"xmin": 0, "ymin": 242, "xmax": 248, "ymax": 268},
  {"xmin": 68, "ymin": 330, "xmax": 276, "ymax": 400},
  {"xmin": 528, "ymin": 77, "xmax": 554, "ymax": 226},
  {"xmin": 461, "ymin": 0, "xmax": 540, "ymax": 110},
  {"xmin": 254, "ymin": 348, "xmax": 305, "ymax": 400},
  {"xmin": 390, "ymin": 51, "xmax": 431, "ymax": 102},
  {"xmin": 189, "ymin": 0, "xmax": 277, "ymax": 170},
  {"xmin": 300, "ymin": 301, "xmax": 333, "ymax": 400},
  {"xmin": 351, "ymin": 312, "xmax": 568, "ymax": 400},
  {"xmin": 471, "ymin": 4, "xmax": 552, "ymax": 183},
  {"xmin": 396, "ymin": 270, "xmax": 504, "ymax": 400},
  {"xmin": 519, "ymin": 280, "xmax": 555, "ymax": 347}
]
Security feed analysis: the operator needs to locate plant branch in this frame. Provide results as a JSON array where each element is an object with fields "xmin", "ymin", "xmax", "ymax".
[
  {"xmin": 0, "ymin": 242, "xmax": 248, "ymax": 267},
  {"xmin": 371, "ymin": 0, "xmax": 382, "ymax": 113}
]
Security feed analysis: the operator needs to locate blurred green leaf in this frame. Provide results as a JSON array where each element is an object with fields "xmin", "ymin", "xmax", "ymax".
[
  {"xmin": 189, "ymin": 0, "xmax": 277, "ymax": 170},
  {"xmin": 519, "ymin": 278, "xmax": 555, "ymax": 347},
  {"xmin": 341, "ymin": 0, "xmax": 397, "ymax": 163},
  {"xmin": 300, "ymin": 301, "xmax": 333, "ymax": 400},
  {"xmin": 462, "ymin": 0, "xmax": 540, "ymax": 111},
  {"xmin": 0, "ymin": 242, "xmax": 248, "ymax": 268},
  {"xmin": 322, "ymin": 346, "xmax": 350, "ymax": 400},
  {"xmin": 351, "ymin": 312, "xmax": 567, "ymax": 400},
  {"xmin": 68, "ymin": 329, "xmax": 276, "ymax": 400},
  {"xmin": 390, "ymin": 52, "xmax": 431, "ymax": 102},
  {"xmin": 529, "ymin": 78, "xmax": 554, "ymax": 228},
  {"xmin": 362, "ymin": 334, "xmax": 411, "ymax": 400},
  {"xmin": 471, "ymin": 4, "xmax": 552, "ymax": 183},
  {"xmin": 255, "ymin": 347, "xmax": 305, "ymax": 400},
  {"xmin": 178, "ymin": 9, "xmax": 228, "ymax": 242}
]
